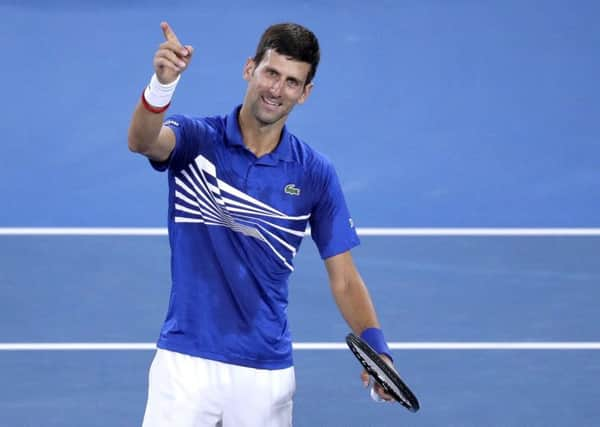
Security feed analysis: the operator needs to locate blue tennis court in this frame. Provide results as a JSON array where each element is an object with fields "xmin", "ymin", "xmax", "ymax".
[
  {"xmin": 2, "ymin": 234, "xmax": 600, "ymax": 426},
  {"xmin": 2, "ymin": 1, "xmax": 599, "ymax": 426}
]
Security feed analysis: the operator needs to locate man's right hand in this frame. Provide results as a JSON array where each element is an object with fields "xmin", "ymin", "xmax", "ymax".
[{"xmin": 154, "ymin": 22, "xmax": 194, "ymax": 84}]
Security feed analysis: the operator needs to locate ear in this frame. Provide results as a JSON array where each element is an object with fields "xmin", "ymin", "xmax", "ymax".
[
  {"xmin": 297, "ymin": 82, "xmax": 314, "ymax": 105},
  {"xmin": 243, "ymin": 58, "xmax": 255, "ymax": 81}
]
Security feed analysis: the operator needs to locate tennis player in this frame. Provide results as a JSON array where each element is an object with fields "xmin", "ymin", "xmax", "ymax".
[{"xmin": 128, "ymin": 21, "xmax": 396, "ymax": 426}]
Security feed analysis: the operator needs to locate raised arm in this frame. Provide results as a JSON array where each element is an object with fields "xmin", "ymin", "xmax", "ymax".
[{"xmin": 127, "ymin": 22, "xmax": 194, "ymax": 161}]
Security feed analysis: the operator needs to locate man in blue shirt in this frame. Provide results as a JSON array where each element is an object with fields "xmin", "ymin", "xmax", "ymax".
[{"xmin": 129, "ymin": 21, "xmax": 395, "ymax": 426}]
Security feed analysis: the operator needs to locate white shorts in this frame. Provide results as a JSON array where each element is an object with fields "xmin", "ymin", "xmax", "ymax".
[{"xmin": 142, "ymin": 348, "xmax": 296, "ymax": 427}]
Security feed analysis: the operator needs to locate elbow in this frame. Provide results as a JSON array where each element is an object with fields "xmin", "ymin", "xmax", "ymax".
[
  {"xmin": 330, "ymin": 277, "xmax": 350, "ymax": 297},
  {"xmin": 128, "ymin": 138, "xmax": 141, "ymax": 154},
  {"xmin": 127, "ymin": 129, "xmax": 145, "ymax": 154}
]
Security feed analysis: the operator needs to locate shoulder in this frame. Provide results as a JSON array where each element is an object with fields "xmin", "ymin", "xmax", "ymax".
[
  {"xmin": 287, "ymin": 133, "xmax": 336, "ymax": 180},
  {"xmin": 154, "ymin": 112, "xmax": 228, "ymax": 171},
  {"xmin": 164, "ymin": 113, "xmax": 225, "ymax": 138}
]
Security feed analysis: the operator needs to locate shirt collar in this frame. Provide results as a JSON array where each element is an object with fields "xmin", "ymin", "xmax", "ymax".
[{"xmin": 225, "ymin": 105, "xmax": 294, "ymax": 165}]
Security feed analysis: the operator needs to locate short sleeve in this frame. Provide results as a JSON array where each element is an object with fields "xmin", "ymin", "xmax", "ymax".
[
  {"xmin": 309, "ymin": 160, "xmax": 360, "ymax": 259},
  {"xmin": 149, "ymin": 114, "xmax": 208, "ymax": 172}
]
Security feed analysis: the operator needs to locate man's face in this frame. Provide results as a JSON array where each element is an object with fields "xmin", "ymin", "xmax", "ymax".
[{"xmin": 243, "ymin": 49, "xmax": 313, "ymax": 126}]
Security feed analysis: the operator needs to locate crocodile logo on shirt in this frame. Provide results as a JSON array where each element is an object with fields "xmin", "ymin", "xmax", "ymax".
[{"xmin": 284, "ymin": 184, "xmax": 301, "ymax": 196}]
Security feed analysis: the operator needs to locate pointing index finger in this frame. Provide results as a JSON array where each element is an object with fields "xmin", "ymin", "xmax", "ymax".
[{"xmin": 161, "ymin": 21, "xmax": 181, "ymax": 46}]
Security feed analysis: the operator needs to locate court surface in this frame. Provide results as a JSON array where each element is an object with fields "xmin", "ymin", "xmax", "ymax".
[{"xmin": 2, "ymin": 1, "xmax": 600, "ymax": 426}]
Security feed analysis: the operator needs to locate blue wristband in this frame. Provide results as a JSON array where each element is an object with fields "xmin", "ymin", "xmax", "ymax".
[{"xmin": 360, "ymin": 327, "xmax": 393, "ymax": 361}]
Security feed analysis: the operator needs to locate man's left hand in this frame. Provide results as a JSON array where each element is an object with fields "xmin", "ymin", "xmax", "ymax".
[{"xmin": 359, "ymin": 354, "xmax": 395, "ymax": 402}]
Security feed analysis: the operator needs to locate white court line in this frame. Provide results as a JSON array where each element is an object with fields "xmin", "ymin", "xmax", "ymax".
[
  {"xmin": 357, "ymin": 228, "xmax": 600, "ymax": 236},
  {"xmin": 0, "ymin": 228, "xmax": 167, "ymax": 236},
  {"xmin": 1, "ymin": 227, "xmax": 600, "ymax": 236},
  {"xmin": 1, "ymin": 342, "xmax": 599, "ymax": 351}
]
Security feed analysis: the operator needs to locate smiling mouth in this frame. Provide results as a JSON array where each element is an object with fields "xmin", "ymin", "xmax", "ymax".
[{"xmin": 261, "ymin": 96, "xmax": 282, "ymax": 108}]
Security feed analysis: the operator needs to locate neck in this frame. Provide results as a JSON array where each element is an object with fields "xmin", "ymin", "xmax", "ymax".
[{"xmin": 238, "ymin": 105, "xmax": 284, "ymax": 157}]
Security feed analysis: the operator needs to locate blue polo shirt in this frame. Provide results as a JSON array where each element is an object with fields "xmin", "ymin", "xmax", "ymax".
[{"xmin": 150, "ymin": 105, "xmax": 359, "ymax": 369}]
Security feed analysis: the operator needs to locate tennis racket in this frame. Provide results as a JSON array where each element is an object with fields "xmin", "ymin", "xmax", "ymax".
[{"xmin": 346, "ymin": 332, "xmax": 420, "ymax": 412}]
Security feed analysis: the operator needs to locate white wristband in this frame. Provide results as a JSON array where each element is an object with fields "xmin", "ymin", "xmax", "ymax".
[{"xmin": 143, "ymin": 73, "xmax": 180, "ymax": 108}]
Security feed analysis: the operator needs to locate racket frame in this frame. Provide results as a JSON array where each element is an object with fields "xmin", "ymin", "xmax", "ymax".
[{"xmin": 346, "ymin": 332, "xmax": 420, "ymax": 412}]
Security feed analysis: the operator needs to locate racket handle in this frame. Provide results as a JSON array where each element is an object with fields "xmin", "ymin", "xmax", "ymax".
[{"xmin": 368, "ymin": 378, "xmax": 387, "ymax": 403}]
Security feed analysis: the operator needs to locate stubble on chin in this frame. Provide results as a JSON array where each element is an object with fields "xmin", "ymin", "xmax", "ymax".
[{"xmin": 251, "ymin": 99, "xmax": 287, "ymax": 126}]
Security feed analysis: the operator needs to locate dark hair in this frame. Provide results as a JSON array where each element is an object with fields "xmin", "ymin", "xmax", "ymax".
[{"xmin": 253, "ymin": 23, "xmax": 320, "ymax": 85}]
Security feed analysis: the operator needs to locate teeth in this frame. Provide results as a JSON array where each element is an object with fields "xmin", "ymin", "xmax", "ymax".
[{"xmin": 263, "ymin": 96, "xmax": 279, "ymax": 106}]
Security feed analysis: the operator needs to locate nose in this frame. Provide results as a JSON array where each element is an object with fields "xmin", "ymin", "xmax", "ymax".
[{"xmin": 269, "ymin": 77, "xmax": 283, "ymax": 96}]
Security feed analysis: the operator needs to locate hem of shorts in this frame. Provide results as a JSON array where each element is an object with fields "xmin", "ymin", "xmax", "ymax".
[{"xmin": 156, "ymin": 340, "xmax": 294, "ymax": 370}]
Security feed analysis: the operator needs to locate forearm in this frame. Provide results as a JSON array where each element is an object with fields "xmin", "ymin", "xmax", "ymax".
[
  {"xmin": 127, "ymin": 101, "xmax": 166, "ymax": 154},
  {"xmin": 331, "ymin": 274, "xmax": 380, "ymax": 334},
  {"xmin": 326, "ymin": 252, "xmax": 392, "ymax": 359}
]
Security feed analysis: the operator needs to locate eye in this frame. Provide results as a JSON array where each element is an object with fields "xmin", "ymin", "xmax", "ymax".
[{"xmin": 287, "ymin": 79, "xmax": 300, "ymax": 89}]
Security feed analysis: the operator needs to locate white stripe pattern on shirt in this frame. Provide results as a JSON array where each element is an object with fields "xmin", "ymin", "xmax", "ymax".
[{"xmin": 173, "ymin": 155, "xmax": 310, "ymax": 271}]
